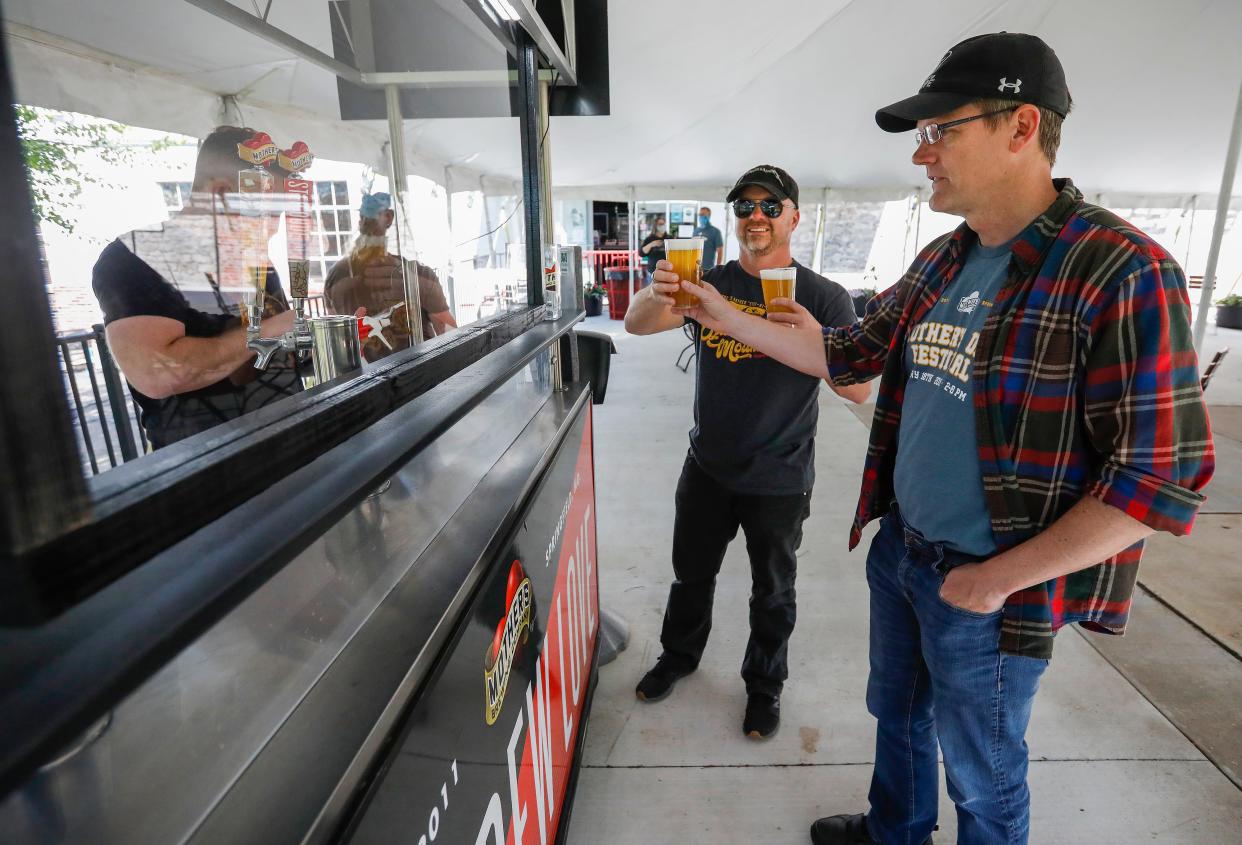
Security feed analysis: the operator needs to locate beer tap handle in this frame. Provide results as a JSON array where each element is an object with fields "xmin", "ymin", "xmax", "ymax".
[
  {"xmin": 280, "ymin": 150, "xmax": 315, "ymax": 355},
  {"xmin": 249, "ymin": 337, "xmax": 283, "ymax": 371}
]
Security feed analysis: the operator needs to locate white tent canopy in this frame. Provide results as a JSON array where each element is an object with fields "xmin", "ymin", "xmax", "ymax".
[
  {"xmin": 551, "ymin": 0, "xmax": 1242, "ymax": 200},
  {"xmin": 3, "ymin": 0, "xmax": 1242, "ymax": 202},
  {"xmin": 3, "ymin": 0, "xmax": 514, "ymax": 186}
]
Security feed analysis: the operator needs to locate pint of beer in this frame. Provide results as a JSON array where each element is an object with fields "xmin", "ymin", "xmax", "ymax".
[
  {"xmin": 665, "ymin": 238, "xmax": 705, "ymax": 309},
  {"xmin": 760, "ymin": 267, "xmax": 797, "ymax": 314}
]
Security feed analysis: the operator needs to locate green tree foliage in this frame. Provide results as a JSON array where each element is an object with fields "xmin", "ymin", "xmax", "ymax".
[{"xmin": 14, "ymin": 104, "xmax": 135, "ymax": 233}]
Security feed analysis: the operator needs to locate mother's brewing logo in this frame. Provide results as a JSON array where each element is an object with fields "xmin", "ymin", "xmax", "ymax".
[{"xmin": 484, "ymin": 560, "xmax": 534, "ymax": 725}]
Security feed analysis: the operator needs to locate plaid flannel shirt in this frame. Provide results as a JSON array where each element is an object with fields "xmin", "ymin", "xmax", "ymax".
[{"xmin": 824, "ymin": 179, "xmax": 1214, "ymax": 659}]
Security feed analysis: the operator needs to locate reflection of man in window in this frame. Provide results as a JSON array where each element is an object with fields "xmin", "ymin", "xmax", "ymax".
[
  {"xmin": 324, "ymin": 192, "xmax": 457, "ymax": 360},
  {"xmin": 93, "ymin": 125, "xmax": 305, "ymax": 450}
]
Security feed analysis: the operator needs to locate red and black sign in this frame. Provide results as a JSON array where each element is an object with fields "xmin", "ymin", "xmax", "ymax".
[{"xmin": 346, "ymin": 404, "xmax": 600, "ymax": 845}]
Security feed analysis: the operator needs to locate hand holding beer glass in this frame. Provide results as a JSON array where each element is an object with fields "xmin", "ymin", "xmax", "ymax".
[
  {"xmin": 760, "ymin": 267, "xmax": 797, "ymax": 314},
  {"xmin": 664, "ymin": 237, "xmax": 705, "ymax": 309}
]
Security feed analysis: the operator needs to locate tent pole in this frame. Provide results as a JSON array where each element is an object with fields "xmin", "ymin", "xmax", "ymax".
[
  {"xmin": 629, "ymin": 186, "xmax": 637, "ymax": 299},
  {"xmin": 385, "ymin": 84, "xmax": 423, "ymax": 344},
  {"xmin": 1183, "ymin": 194, "xmax": 1197, "ymax": 270},
  {"xmin": 1192, "ymin": 76, "xmax": 1242, "ymax": 353},
  {"xmin": 913, "ymin": 193, "xmax": 922, "ymax": 253},
  {"xmin": 443, "ymin": 165, "xmax": 455, "ymax": 316},
  {"xmin": 812, "ymin": 187, "xmax": 828, "ymax": 274},
  {"xmin": 479, "ymin": 175, "xmax": 495, "ymax": 267}
]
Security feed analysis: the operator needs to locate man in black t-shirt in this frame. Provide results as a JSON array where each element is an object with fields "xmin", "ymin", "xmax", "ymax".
[
  {"xmin": 625, "ymin": 165, "xmax": 869, "ymax": 739},
  {"xmin": 94, "ymin": 241, "xmax": 297, "ymax": 449},
  {"xmin": 93, "ymin": 126, "xmax": 299, "ymax": 450}
]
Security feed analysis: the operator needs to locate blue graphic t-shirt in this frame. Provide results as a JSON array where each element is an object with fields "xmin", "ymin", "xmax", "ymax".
[{"xmin": 892, "ymin": 237, "xmax": 1015, "ymax": 555}]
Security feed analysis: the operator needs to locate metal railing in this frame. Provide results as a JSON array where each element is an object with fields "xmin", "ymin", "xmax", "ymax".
[
  {"xmin": 55, "ymin": 325, "xmax": 147, "ymax": 475},
  {"xmin": 56, "ymin": 295, "xmax": 339, "ymax": 475}
]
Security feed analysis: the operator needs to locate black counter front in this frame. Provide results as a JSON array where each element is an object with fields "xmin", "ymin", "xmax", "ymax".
[
  {"xmin": 343, "ymin": 393, "xmax": 599, "ymax": 845},
  {"xmin": 0, "ymin": 324, "xmax": 601, "ymax": 845}
]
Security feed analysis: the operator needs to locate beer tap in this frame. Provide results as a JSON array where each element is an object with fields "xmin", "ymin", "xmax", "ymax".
[
  {"xmin": 278, "ymin": 141, "xmax": 315, "ymax": 361},
  {"xmin": 235, "ymin": 132, "xmax": 283, "ymax": 370}
]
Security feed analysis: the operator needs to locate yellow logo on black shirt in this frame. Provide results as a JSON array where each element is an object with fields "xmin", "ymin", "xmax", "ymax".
[{"xmin": 700, "ymin": 296, "xmax": 767, "ymax": 363}]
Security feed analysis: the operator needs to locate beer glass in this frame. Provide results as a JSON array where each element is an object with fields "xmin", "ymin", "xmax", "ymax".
[
  {"xmin": 760, "ymin": 267, "xmax": 797, "ymax": 314},
  {"xmin": 665, "ymin": 237, "xmax": 705, "ymax": 309}
]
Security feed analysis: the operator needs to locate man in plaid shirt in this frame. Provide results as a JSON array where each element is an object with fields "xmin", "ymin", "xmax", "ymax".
[{"xmin": 655, "ymin": 32, "xmax": 1214, "ymax": 845}]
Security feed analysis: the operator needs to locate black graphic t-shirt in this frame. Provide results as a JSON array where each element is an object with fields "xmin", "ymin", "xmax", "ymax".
[{"xmin": 688, "ymin": 260, "xmax": 857, "ymax": 495}]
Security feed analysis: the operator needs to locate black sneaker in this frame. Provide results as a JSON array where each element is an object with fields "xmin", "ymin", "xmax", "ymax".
[
  {"xmin": 743, "ymin": 692, "xmax": 780, "ymax": 739},
  {"xmin": 635, "ymin": 656, "xmax": 692, "ymax": 702},
  {"xmin": 809, "ymin": 813, "xmax": 935, "ymax": 845}
]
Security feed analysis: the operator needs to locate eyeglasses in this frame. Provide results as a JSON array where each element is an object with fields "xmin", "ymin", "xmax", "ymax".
[
  {"xmin": 914, "ymin": 106, "xmax": 1019, "ymax": 146},
  {"xmin": 732, "ymin": 198, "xmax": 785, "ymax": 219}
]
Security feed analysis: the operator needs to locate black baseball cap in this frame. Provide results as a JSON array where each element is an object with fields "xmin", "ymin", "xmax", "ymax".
[
  {"xmin": 875, "ymin": 32, "xmax": 1070, "ymax": 132},
  {"xmin": 726, "ymin": 164, "xmax": 799, "ymax": 208}
]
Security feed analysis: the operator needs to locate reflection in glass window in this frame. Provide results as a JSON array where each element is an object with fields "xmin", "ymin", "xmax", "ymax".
[
  {"xmin": 9, "ymin": 0, "xmax": 523, "ymax": 475},
  {"xmin": 98, "ymin": 126, "xmax": 307, "ymax": 451},
  {"xmin": 323, "ymin": 190, "xmax": 457, "ymax": 361},
  {"xmin": 158, "ymin": 181, "xmax": 194, "ymax": 211}
]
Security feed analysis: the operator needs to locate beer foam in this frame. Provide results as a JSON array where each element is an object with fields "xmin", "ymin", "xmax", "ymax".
[
  {"xmin": 664, "ymin": 237, "xmax": 705, "ymax": 251},
  {"xmin": 760, "ymin": 266, "xmax": 797, "ymax": 280}
]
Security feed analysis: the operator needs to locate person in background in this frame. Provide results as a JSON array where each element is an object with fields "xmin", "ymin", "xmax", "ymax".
[
  {"xmin": 640, "ymin": 215, "xmax": 669, "ymax": 282},
  {"xmin": 661, "ymin": 33, "xmax": 1215, "ymax": 845},
  {"xmin": 627, "ymin": 164, "xmax": 869, "ymax": 741},
  {"xmin": 93, "ymin": 125, "xmax": 298, "ymax": 450},
  {"xmin": 324, "ymin": 192, "xmax": 457, "ymax": 360},
  {"xmin": 694, "ymin": 206, "xmax": 725, "ymax": 271}
]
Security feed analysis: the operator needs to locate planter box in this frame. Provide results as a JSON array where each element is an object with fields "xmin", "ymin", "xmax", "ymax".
[
  {"xmin": 1217, "ymin": 303, "xmax": 1242, "ymax": 330},
  {"xmin": 585, "ymin": 297, "xmax": 603, "ymax": 317}
]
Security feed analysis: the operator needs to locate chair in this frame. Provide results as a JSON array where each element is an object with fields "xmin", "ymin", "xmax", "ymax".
[
  {"xmin": 1200, "ymin": 347, "xmax": 1229, "ymax": 392},
  {"xmin": 675, "ymin": 321, "xmax": 698, "ymax": 372}
]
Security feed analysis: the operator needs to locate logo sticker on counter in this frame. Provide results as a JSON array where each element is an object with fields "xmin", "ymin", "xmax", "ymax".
[{"xmin": 484, "ymin": 560, "xmax": 533, "ymax": 725}]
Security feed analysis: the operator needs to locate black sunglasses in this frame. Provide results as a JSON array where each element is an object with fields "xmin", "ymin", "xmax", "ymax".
[{"xmin": 732, "ymin": 198, "xmax": 785, "ymax": 219}]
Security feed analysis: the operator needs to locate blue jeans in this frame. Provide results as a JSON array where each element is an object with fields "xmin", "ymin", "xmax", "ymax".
[{"xmin": 865, "ymin": 510, "xmax": 1048, "ymax": 845}]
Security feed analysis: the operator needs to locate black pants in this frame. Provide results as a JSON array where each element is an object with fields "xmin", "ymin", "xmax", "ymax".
[{"xmin": 659, "ymin": 455, "xmax": 811, "ymax": 697}]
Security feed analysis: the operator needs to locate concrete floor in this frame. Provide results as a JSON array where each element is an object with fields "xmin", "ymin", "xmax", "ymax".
[{"xmin": 566, "ymin": 315, "xmax": 1242, "ymax": 844}]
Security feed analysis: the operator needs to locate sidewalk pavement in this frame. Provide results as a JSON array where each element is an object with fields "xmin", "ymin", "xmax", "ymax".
[{"xmin": 566, "ymin": 316, "xmax": 1242, "ymax": 844}]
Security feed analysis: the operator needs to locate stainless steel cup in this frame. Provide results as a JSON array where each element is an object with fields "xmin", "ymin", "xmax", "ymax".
[{"xmin": 307, "ymin": 315, "xmax": 362, "ymax": 387}]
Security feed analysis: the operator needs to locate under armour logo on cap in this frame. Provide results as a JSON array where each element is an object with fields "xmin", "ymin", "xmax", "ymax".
[{"xmin": 998, "ymin": 77, "xmax": 1022, "ymax": 93}]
